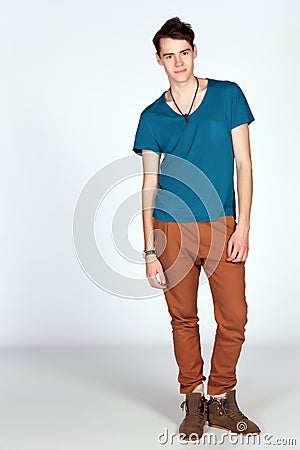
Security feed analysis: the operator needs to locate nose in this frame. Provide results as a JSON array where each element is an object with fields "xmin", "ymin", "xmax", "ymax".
[{"xmin": 174, "ymin": 55, "xmax": 183, "ymax": 66}]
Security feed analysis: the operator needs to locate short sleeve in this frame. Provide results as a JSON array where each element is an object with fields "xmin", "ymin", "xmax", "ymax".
[
  {"xmin": 132, "ymin": 111, "xmax": 162, "ymax": 156},
  {"xmin": 230, "ymin": 82, "xmax": 255, "ymax": 129}
]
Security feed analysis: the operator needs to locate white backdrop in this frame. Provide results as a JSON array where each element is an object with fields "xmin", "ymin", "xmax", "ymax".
[{"xmin": 1, "ymin": 0, "xmax": 299, "ymax": 347}]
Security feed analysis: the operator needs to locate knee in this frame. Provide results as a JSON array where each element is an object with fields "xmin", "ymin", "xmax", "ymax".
[
  {"xmin": 216, "ymin": 303, "xmax": 248, "ymax": 334},
  {"xmin": 170, "ymin": 314, "xmax": 199, "ymax": 330},
  {"xmin": 231, "ymin": 304, "xmax": 248, "ymax": 328}
]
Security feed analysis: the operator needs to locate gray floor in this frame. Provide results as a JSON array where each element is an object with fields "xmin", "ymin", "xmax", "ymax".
[{"xmin": 0, "ymin": 345, "xmax": 299, "ymax": 449}]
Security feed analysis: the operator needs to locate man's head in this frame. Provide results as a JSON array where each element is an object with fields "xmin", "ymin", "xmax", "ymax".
[
  {"xmin": 152, "ymin": 17, "xmax": 197, "ymax": 83},
  {"xmin": 153, "ymin": 17, "xmax": 195, "ymax": 56}
]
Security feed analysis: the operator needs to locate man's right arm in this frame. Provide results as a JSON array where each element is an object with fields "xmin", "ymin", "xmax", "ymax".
[
  {"xmin": 141, "ymin": 150, "xmax": 160, "ymax": 252},
  {"xmin": 141, "ymin": 150, "xmax": 167, "ymax": 289}
]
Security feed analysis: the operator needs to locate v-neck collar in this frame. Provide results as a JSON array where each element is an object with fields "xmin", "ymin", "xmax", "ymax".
[{"xmin": 161, "ymin": 78, "xmax": 211, "ymax": 119}]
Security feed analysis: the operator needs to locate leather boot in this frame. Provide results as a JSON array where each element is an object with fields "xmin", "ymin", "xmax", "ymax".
[
  {"xmin": 179, "ymin": 393, "xmax": 207, "ymax": 440},
  {"xmin": 207, "ymin": 389, "xmax": 261, "ymax": 434}
]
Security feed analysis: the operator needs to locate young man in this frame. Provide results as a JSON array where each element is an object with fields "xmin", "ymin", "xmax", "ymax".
[{"xmin": 132, "ymin": 17, "xmax": 261, "ymax": 440}]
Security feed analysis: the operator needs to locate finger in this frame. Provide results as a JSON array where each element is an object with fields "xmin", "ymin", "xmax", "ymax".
[
  {"xmin": 228, "ymin": 252, "xmax": 241, "ymax": 262},
  {"xmin": 155, "ymin": 272, "xmax": 167, "ymax": 288},
  {"xmin": 227, "ymin": 238, "xmax": 234, "ymax": 258},
  {"xmin": 148, "ymin": 278, "xmax": 160, "ymax": 289},
  {"xmin": 237, "ymin": 248, "xmax": 247, "ymax": 262},
  {"xmin": 242, "ymin": 248, "xmax": 249, "ymax": 261},
  {"xmin": 158, "ymin": 269, "xmax": 167, "ymax": 286},
  {"xmin": 231, "ymin": 247, "xmax": 247, "ymax": 263},
  {"xmin": 148, "ymin": 274, "xmax": 166, "ymax": 289},
  {"xmin": 227, "ymin": 244, "xmax": 240, "ymax": 261}
]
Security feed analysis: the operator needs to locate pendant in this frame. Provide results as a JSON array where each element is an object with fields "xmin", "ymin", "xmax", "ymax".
[{"xmin": 185, "ymin": 114, "xmax": 189, "ymax": 123}]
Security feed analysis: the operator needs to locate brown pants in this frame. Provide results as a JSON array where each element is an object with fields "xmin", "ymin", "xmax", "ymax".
[{"xmin": 153, "ymin": 216, "xmax": 248, "ymax": 396}]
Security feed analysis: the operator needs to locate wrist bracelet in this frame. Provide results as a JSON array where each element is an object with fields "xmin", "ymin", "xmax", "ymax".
[
  {"xmin": 145, "ymin": 257, "xmax": 158, "ymax": 263},
  {"xmin": 142, "ymin": 249, "xmax": 156, "ymax": 259}
]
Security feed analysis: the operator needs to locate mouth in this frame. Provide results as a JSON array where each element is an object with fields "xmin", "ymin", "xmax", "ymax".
[{"xmin": 174, "ymin": 69, "xmax": 187, "ymax": 74}]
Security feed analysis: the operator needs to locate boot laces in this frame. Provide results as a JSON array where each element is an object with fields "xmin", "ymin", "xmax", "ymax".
[
  {"xmin": 218, "ymin": 398, "xmax": 248, "ymax": 422},
  {"xmin": 180, "ymin": 399, "xmax": 207, "ymax": 418}
]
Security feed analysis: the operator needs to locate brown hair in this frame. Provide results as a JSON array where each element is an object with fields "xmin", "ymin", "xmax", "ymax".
[{"xmin": 152, "ymin": 17, "xmax": 195, "ymax": 56}]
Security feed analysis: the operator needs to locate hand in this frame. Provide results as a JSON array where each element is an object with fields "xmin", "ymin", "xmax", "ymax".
[
  {"xmin": 227, "ymin": 223, "xmax": 249, "ymax": 263},
  {"xmin": 145, "ymin": 258, "xmax": 167, "ymax": 289}
]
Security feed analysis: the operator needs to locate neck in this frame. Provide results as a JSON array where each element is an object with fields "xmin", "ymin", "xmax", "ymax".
[{"xmin": 168, "ymin": 73, "xmax": 198, "ymax": 98}]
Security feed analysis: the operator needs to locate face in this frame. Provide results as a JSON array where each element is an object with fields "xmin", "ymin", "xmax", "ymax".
[{"xmin": 155, "ymin": 38, "xmax": 198, "ymax": 83}]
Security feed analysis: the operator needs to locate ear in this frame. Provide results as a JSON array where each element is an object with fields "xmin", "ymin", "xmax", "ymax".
[
  {"xmin": 155, "ymin": 52, "xmax": 163, "ymax": 66},
  {"xmin": 193, "ymin": 44, "xmax": 198, "ymax": 59}
]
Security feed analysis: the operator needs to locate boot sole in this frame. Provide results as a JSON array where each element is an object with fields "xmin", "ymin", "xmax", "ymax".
[{"xmin": 208, "ymin": 423, "xmax": 261, "ymax": 435}]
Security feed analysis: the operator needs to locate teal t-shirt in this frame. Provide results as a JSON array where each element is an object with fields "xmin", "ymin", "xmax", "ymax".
[{"xmin": 132, "ymin": 78, "xmax": 255, "ymax": 222}]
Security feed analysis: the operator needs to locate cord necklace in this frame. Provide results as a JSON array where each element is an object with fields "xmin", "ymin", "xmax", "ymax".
[{"xmin": 169, "ymin": 76, "xmax": 199, "ymax": 123}]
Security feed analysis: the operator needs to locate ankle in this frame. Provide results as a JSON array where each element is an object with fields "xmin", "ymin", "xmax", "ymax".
[
  {"xmin": 209, "ymin": 393, "xmax": 226, "ymax": 400},
  {"xmin": 208, "ymin": 387, "xmax": 235, "ymax": 400},
  {"xmin": 192, "ymin": 382, "xmax": 204, "ymax": 395}
]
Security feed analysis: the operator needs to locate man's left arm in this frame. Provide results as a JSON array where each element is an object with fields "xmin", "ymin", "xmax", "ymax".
[{"xmin": 227, "ymin": 123, "xmax": 253, "ymax": 263}]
